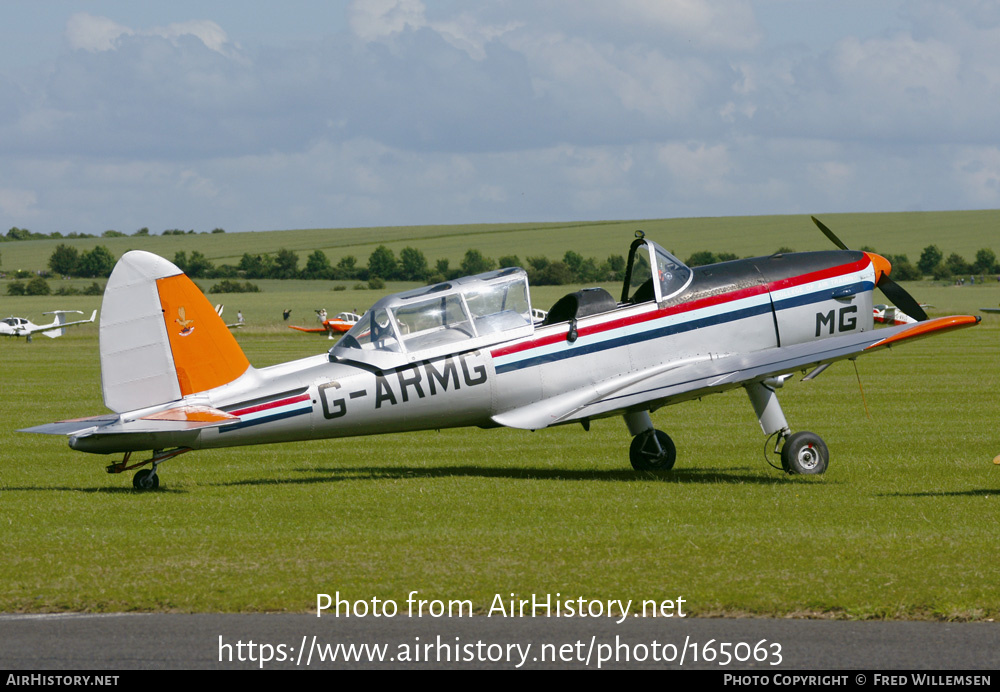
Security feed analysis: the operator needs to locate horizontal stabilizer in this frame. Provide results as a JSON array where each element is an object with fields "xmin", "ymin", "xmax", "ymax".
[
  {"xmin": 19, "ymin": 405, "xmax": 241, "ymax": 437},
  {"xmin": 18, "ymin": 414, "xmax": 119, "ymax": 437},
  {"xmin": 140, "ymin": 405, "xmax": 238, "ymax": 423},
  {"xmin": 84, "ymin": 417, "xmax": 240, "ymax": 435}
]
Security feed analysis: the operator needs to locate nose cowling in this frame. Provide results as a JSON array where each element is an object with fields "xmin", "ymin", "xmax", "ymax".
[
  {"xmin": 812, "ymin": 217, "xmax": 928, "ymax": 322},
  {"xmin": 864, "ymin": 252, "xmax": 892, "ymax": 286}
]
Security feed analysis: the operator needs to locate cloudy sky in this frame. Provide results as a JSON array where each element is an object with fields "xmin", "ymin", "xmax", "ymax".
[{"xmin": 1, "ymin": 0, "xmax": 998, "ymax": 234}]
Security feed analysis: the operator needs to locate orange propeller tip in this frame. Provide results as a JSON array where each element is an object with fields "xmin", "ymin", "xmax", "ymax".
[{"xmin": 993, "ymin": 454, "xmax": 1000, "ymax": 465}]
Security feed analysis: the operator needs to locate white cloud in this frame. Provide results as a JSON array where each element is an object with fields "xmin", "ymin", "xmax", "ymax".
[
  {"xmin": 831, "ymin": 33, "xmax": 960, "ymax": 98},
  {"xmin": 152, "ymin": 20, "xmax": 237, "ymax": 57},
  {"xmin": 658, "ymin": 141, "xmax": 733, "ymax": 188},
  {"xmin": 65, "ymin": 12, "xmax": 236, "ymax": 57},
  {"xmin": 65, "ymin": 13, "xmax": 133, "ymax": 52},
  {"xmin": 2, "ymin": 2, "xmax": 999, "ymax": 235},
  {"xmin": 349, "ymin": 0, "xmax": 427, "ymax": 42},
  {"xmin": 543, "ymin": 0, "xmax": 761, "ymax": 52}
]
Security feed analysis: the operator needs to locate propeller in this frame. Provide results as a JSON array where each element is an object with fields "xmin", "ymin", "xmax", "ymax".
[{"xmin": 810, "ymin": 216, "xmax": 928, "ymax": 322}]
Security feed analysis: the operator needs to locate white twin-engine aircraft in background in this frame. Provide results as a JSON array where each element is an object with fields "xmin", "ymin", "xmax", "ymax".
[
  {"xmin": 21, "ymin": 219, "xmax": 980, "ymax": 489},
  {"xmin": 1, "ymin": 310, "xmax": 97, "ymax": 342}
]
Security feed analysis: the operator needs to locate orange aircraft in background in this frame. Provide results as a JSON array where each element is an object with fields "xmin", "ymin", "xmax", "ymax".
[{"xmin": 289, "ymin": 311, "xmax": 362, "ymax": 339}]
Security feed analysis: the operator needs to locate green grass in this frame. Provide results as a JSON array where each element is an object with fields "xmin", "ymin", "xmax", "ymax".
[
  {"xmin": 1, "ymin": 218, "xmax": 999, "ymax": 619},
  {"xmin": 3, "ymin": 209, "xmax": 1000, "ymax": 275}
]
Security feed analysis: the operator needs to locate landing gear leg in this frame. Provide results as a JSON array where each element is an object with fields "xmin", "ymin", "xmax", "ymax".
[
  {"xmin": 623, "ymin": 410, "xmax": 676, "ymax": 471},
  {"xmin": 744, "ymin": 379, "xmax": 829, "ymax": 475},
  {"xmin": 106, "ymin": 448, "xmax": 192, "ymax": 490}
]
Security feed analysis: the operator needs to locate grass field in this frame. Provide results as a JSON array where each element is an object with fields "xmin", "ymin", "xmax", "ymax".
[
  {"xmin": 3, "ymin": 209, "xmax": 1000, "ymax": 276},
  {"xmin": 1, "ymin": 216, "xmax": 999, "ymax": 619}
]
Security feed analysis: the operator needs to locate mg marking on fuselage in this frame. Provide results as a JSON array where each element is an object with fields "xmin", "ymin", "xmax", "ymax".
[{"xmin": 815, "ymin": 305, "xmax": 858, "ymax": 337}]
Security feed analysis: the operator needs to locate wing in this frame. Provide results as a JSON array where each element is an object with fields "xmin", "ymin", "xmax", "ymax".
[
  {"xmin": 27, "ymin": 310, "xmax": 97, "ymax": 337},
  {"xmin": 288, "ymin": 325, "xmax": 328, "ymax": 333},
  {"xmin": 492, "ymin": 315, "xmax": 980, "ymax": 430}
]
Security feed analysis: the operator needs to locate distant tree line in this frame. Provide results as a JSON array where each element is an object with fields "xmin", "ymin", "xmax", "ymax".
[
  {"xmin": 26, "ymin": 240, "xmax": 1000, "ymax": 291},
  {"xmin": 3, "ymin": 226, "xmax": 226, "ymax": 241},
  {"xmin": 163, "ymin": 246, "xmax": 633, "ymax": 286},
  {"xmin": 6, "ymin": 278, "xmax": 103, "ymax": 296}
]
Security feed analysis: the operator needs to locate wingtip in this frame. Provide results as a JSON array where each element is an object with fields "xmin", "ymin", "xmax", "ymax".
[{"xmin": 865, "ymin": 314, "xmax": 981, "ymax": 351}]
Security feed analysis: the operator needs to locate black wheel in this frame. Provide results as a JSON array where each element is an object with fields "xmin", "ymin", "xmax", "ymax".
[
  {"xmin": 133, "ymin": 468, "xmax": 160, "ymax": 490},
  {"xmin": 629, "ymin": 429, "xmax": 676, "ymax": 471},
  {"xmin": 780, "ymin": 431, "xmax": 829, "ymax": 475}
]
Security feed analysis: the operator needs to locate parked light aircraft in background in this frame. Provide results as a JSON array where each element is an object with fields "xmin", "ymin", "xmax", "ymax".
[
  {"xmin": 1, "ymin": 310, "xmax": 97, "ymax": 342},
  {"xmin": 21, "ymin": 219, "xmax": 980, "ymax": 489},
  {"xmin": 213, "ymin": 304, "xmax": 245, "ymax": 329},
  {"xmin": 289, "ymin": 311, "xmax": 362, "ymax": 339},
  {"xmin": 873, "ymin": 303, "xmax": 931, "ymax": 326}
]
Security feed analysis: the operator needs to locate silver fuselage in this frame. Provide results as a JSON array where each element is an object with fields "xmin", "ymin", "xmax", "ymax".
[{"xmin": 70, "ymin": 251, "xmax": 876, "ymax": 454}]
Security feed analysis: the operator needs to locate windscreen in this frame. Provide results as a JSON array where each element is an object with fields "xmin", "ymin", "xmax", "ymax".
[{"xmin": 338, "ymin": 307, "xmax": 401, "ymax": 352}]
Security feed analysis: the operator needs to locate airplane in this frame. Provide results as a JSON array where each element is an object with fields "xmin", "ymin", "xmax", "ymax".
[
  {"xmin": 20, "ymin": 218, "xmax": 981, "ymax": 489},
  {"xmin": 214, "ymin": 304, "xmax": 245, "ymax": 329},
  {"xmin": 289, "ymin": 311, "xmax": 362, "ymax": 339},
  {"xmin": 873, "ymin": 303, "xmax": 931, "ymax": 326},
  {"xmin": 1, "ymin": 310, "xmax": 97, "ymax": 342}
]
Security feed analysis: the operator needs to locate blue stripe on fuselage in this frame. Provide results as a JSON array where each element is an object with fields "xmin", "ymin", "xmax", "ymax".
[
  {"xmin": 771, "ymin": 281, "xmax": 872, "ymax": 312},
  {"xmin": 495, "ymin": 280, "xmax": 872, "ymax": 375},
  {"xmin": 218, "ymin": 407, "xmax": 312, "ymax": 433}
]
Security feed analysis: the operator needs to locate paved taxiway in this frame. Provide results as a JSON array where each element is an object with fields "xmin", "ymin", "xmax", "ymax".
[{"xmin": 1, "ymin": 614, "xmax": 997, "ymax": 670}]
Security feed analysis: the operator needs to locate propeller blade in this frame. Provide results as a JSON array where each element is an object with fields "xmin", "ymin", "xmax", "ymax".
[
  {"xmin": 811, "ymin": 216, "xmax": 849, "ymax": 251},
  {"xmin": 810, "ymin": 215, "xmax": 929, "ymax": 321},
  {"xmin": 877, "ymin": 275, "xmax": 929, "ymax": 322}
]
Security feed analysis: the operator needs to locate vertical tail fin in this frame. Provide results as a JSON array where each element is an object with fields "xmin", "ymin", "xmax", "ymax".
[
  {"xmin": 42, "ymin": 311, "xmax": 73, "ymax": 338},
  {"xmin": 40, "ymin": 310, "xmax": 95, "ymax": 338},
  {"xmin": 100, "ymin": 251, "xmax": 250, "ymax": 413}
]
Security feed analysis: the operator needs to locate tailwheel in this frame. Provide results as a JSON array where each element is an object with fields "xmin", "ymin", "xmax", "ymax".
[
  {"xmin": 780, "ymin": 431, "xmax": 829, "ymax": 475},
  {"xmin": 629, "ymin": 429, "xmax": 676, "ymax": 471},
  {"xmin": 132, "ymin": 468, "xmax": 160, "ymax": 490}
]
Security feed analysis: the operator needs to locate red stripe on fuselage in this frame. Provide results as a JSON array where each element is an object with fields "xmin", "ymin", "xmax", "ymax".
[
  {"xmin": 492, "ymin": 255, "xmax": 870, "ymax": 359},
  {"xmin": 230, "ymin": 393, "xmax": 311, "ymax": 416}
]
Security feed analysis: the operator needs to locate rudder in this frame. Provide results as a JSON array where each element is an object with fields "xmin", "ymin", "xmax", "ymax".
[{"xmin": 100, "ymin": 251, "xmax": 250, "ymax": 413}]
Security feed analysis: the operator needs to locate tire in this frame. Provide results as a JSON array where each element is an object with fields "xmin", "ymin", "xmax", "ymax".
[
  {"xmin": 629, "ymin": 429, "xmax": 676, "ymax": 471},
  {"xmin": 133, "ymin": 468, "xmax": 160, "ymax": 490},
  {"xmin": 780, "ymin": 431, "xmax": 829, "ymax": 475}
]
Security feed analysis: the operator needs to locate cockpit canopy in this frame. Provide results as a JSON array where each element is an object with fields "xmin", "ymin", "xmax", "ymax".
[
  {"xmin": 332, "ymin": 268, "xmax": 534, "ymax": 367},
  {"xmin": 330, "ymin": 235, "xmax": 691, "ymax": 368},
  {"xmin": 621, "ymin": 234, "xmax": 693, "ymax": 305}
]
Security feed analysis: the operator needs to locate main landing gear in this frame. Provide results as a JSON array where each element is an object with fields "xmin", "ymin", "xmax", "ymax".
[
  {"xmin": 624, "ymin": 411, "xmax": 676, "ymax": 471},
  {"xmin": 745, "ymin": 378, "xmax": 829, "ymax": 475},
  {"xmin": 622, "ymin": 377, "xmax": 830, "ymax": 475},
  {"xmin": 106, "ymin": 448, "xmax": 192, "ymax": 490}
]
